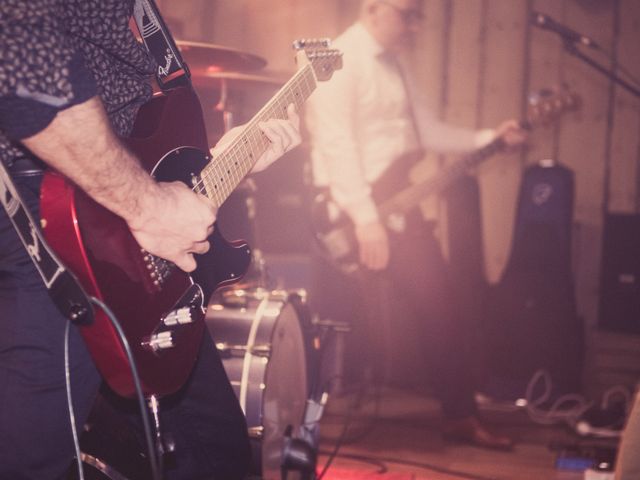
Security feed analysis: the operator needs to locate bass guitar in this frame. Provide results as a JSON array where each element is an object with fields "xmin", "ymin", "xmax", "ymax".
[
  {"xmin": 40, "ymin": 40, "xmax": 342, "ymax": 398},
  {"xmin": 311, "ymin": 86, "xmax": 580, "ymax": 273}
]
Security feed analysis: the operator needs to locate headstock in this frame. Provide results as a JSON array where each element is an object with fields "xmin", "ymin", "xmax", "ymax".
[
  {"xmin": 525, "ymin": 85, "xmax": 581, "ymax": 127},
  {"xmin": 293, "ymin": 38, "xmax": 343, "ymax": 82}
]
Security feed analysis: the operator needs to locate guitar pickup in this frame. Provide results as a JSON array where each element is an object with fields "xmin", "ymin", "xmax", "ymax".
[
  {"xmin": 162, "ymin": 307, "xmax": 194, "ymax": 326},
  {"xmin": 142, "ymin": 331, "xmax": 174, "ymax": 352}
]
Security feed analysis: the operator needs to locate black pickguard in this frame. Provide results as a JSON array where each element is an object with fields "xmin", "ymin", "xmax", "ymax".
[{"xmin": 151, "ymin": 146, "xmax": 252, "ymax": 298}]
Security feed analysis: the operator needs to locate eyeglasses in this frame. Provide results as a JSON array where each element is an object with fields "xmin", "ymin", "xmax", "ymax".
[{"xmin": 378, "ymin": 1, "xmax": 424, "ymax": 24}]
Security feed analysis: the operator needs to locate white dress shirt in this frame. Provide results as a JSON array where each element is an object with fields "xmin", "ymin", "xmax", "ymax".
[{"xmin": 305, "ymin": 22, "xmax": 495, "ymax": 226}]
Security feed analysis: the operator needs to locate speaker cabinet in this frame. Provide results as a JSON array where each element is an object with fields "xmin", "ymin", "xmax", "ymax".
[{"xmin": 598, "ymin": 214, "xmax": 640, "ymax": 334}]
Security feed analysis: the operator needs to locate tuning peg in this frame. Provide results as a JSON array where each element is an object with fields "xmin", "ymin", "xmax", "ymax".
[{"xmin": 293, "ymin": 38, "xmax": 331, "ymax": 50}]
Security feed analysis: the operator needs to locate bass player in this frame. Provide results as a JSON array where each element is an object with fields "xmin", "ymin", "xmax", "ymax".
[{"xmin": 305, "ymin": 0, "xmax": 526, "ymax": 450}]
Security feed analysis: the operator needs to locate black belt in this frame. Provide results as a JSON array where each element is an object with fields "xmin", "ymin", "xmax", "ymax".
[{"xmin": 7, "ymin": 156, "xmax": 46, "ymax": 177}]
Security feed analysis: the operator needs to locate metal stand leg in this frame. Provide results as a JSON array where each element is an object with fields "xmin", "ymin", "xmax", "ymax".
[{"xmin": 147, "ymin": 395, "xmax": 175, "ymax": 477}]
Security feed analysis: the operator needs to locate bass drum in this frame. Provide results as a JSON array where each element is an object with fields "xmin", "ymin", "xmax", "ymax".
[{"xmin": 205, "ymin": 288, "xmax": 311, "ymax": 480}]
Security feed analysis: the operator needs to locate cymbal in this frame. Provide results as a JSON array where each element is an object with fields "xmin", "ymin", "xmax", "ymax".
[
  {"xmin": 191, "ymin": 69, "xmax": 286, "ymax": 91},
  {"xmin": 176, "ymin": 40, "xmax": 267, "ymax": 72}
]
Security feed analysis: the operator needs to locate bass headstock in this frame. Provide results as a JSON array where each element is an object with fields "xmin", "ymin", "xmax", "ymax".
[{"xmin": 525, "ymin": 85, "xmax": 581, "ymax": 128}]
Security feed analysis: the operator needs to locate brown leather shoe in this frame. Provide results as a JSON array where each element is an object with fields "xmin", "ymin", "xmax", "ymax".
[{"xmin": 442, "ymin": 416, "xmax": 514, "ymax": 451}]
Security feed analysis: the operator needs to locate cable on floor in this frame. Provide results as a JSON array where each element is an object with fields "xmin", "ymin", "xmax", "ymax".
[{"xmin": 330, "ymin": 451, "xmax": 499, "ymax": 480}]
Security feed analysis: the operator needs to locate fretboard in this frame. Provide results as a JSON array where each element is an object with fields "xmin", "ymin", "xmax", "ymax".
[
  {"xmin": 379, "ymin": 136, "xmax": 506, "ymax": 219},
  {"xmin": 196, "ymin": 64, "xmax": 316, "ymax": 207}
]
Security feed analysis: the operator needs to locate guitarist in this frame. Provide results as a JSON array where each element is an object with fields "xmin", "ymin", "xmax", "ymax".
[
  {"xmin": 0, "ymin": 1, "xmax": 300, "ymax": 479},
  {"xmin": 306, "ymin": 0, "xmax": 526, "ymax": 450}
]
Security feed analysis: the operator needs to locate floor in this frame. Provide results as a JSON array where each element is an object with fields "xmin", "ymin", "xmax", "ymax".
[{"xmin": 313, "ymin": 385, "xmax": 617, "ymax": 480}]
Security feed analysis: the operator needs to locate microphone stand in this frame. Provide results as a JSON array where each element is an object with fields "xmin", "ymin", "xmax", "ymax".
[{"xmin": 562, "ymin": 40, "xmax": 640, "ymax": 98}]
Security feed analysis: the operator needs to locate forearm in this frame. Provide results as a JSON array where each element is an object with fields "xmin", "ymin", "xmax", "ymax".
[
  {"xmin": 417, "ymin": 108, "xmax": 495, "ymax": 153},
  {"xmin": 21, "ymin": 96, "xmax": 158, "ymax": 224}
]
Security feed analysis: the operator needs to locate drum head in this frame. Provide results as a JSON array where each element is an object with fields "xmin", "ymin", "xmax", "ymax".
[
  {"xmin": 206, "ymin": 290, "xmax": 309, "ymax": 479},
  {"xmin": 260, "ymin": 300, "xmax": 308, "ymax": 479}
]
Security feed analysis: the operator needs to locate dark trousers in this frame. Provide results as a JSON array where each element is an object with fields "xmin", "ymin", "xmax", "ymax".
[
  {"xmin": 0, "ymin": 175, "xmax": 250, "ymax": 480},
  {"xmin": 311, "ymin": 211, "xmax": 476, "ymax": 419}
]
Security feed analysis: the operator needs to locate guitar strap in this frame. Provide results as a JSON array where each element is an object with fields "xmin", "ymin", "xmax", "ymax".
[
  {"xmin": 375, "ymin": 51, "xmax": 423, "ymax": 156},
  {"xmin": 132, "ymin": 0, "xmax": 191, "ymax": 92},
  {"xmin": 394, "ymin": 57, "xmax": 423, "ymax": 153},
  {"xmin": 0, "ymin": 163, "xmax": 94, "ymax": 324}
]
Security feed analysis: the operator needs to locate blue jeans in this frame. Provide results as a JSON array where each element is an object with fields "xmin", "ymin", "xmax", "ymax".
[{"xmin": 0, "ymin": 175, "xmax": 250, "ymax": 479}]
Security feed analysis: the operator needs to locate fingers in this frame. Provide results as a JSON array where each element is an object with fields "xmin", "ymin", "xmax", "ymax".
[
  {"xmin": 166, "ymin": 238, "xmax": 211, "ymax": 273},
  {"xmin": 355, "ymin": 222, "xmax": 390, "ymax": 271},
  {"xmin": 259, "ymin": 104, "xmax": 302, "ymax": 155},
  {"xmin": 497, "ymin": 119, "xmax": 527, "ymax": 147},
  {"xmin": 287, "ymin": 103, "xmax": 300, "ymax": 130},
  {"xmin": 194, "ymin": 190, "xmax": 218, "ymax": 223},
  {"xmin": 259, "ymin": 121, "xmax": 298, "ymax": 155},
  {"xmin": 130, "ymin": 181, "xmax": 217, "ymax": 274},
  {"xmin": 191, "ymin": 240, "xmax": 211, "ymax": 255},
  {"xmin": 360, "ymin": 242, "xmax": 389, "ymax": 271},
  {"xmin": 174, "ymin": 253, "xmax": 197, "ymax": 273}
]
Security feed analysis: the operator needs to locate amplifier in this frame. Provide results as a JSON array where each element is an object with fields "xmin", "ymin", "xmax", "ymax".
[{"xmin": 598, "ymin": 214, "xmax": 640, "ymax": 334}]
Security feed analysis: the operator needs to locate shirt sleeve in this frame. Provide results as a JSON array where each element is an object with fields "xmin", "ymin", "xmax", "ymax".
[
  {"xmin": 416, "ymin": 106, "xmax": 497, "ymax": 153},
  {"xmin": 0, "ymin": 1, "xmax": 97, "ymax": 140},
  {"xmin": 306, "ymin": 53, "xmax": 379, "ymax": 226},
  {"xmin": 402, "ymin": 61, "xmax": 496, "ymax": 153}
]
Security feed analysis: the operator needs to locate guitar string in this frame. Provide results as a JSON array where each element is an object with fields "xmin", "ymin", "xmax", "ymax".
[
  {"xmin": 187, "ymin": 63, "xmax": 317, "ymax": 206},
  {"xmin": 194, "ymin": 71, "xmax": 311, "ymax": 206},
  {"xmin": 148, "ymin": 58, "xmax": 333, "ymax": 269},
  {"xmin": 383, "ymin": 92, "xmax": 574, "ymax": 215}
]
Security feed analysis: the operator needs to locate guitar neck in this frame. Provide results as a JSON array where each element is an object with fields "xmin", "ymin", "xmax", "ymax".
[
  {"xmin": 198, "ymin": 64, "xmax": 316, "ymax": 207},
  {"xmin": 378, "ymin": 136, "xmax": 506, "ymax": 218}
]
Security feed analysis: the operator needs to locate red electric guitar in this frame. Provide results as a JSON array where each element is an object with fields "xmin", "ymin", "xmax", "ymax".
[{"xmin": 40, "ymin": 40, "xmax": 342, "ymax": 398}]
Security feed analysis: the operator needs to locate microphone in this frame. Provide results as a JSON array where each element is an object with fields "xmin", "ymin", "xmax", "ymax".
[{"xmin": 530, "ymin": 11, "xmax": 599, "ymax": 49}]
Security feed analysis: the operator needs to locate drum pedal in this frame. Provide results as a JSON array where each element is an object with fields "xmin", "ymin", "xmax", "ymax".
[{"xmin": 281, "ymin": 425, "xmax": 317, "ymax": 479}]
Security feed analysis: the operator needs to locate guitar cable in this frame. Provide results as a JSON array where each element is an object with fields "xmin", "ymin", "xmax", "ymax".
[
  {"xmin": 64, "ymin": 297, "xmax": 162, "ymax": 480},
  {"xmin": 65, "ymin": 320, "xmax": 85, "ymax": 480},
  {"xmin": 89, "ymin": 296, "xmax": 162, "ymax": 480}
]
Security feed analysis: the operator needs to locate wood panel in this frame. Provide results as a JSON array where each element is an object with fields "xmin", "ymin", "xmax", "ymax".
[
  {"xmin": 407, "ymin": 0, "xmax": 449, "ymax": 244},
  {"xmin": 434, "ymin": 0, "xmax": 484, "ymax": 258},
  {"xmin": 557, "ymin": 1, "xmax": 615, "ymax": 330},
  {"xmin": 444, "ymin": 0, "xmax": 484, "ymax": 128},
  {"xmin": 476, "ymin": 0, "xmax": 528, "ymax": 282},
  {"xmin": 410, "ymin": 0, "xmax": 448, "ymax": 114},
  {"xmin": 609, "ymin": 0, "xmax": 640, "ymax": 213}
]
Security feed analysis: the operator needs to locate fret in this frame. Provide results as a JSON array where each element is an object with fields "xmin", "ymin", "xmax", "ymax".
[
  {"xmin": 194, "ymin": 63, "xmax": 319, "ymax": 209},
  {"xmin": 371, "ymin": 86, "xmax": 579, "ymax": 221},
  {"xmin": 379, "ymin": 137, "xmax": 506, "ymax": 218}
]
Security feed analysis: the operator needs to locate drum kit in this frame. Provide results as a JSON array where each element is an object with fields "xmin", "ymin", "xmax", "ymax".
[{"xmin": 72, "ymin": 42, "xmax": 332, "ymax": 480}]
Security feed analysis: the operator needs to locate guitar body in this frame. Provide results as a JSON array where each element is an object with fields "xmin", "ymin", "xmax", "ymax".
[
  {"xmin": 310, "ymin": 151, "xmax": 419, "ymax": 271},
  {"xmin": 40, "ymin": 86, "xmax": 251, "ymax": 398}
]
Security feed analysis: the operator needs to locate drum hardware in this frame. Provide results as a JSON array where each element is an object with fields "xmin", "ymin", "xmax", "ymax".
[
  {"xmin": 175, "ymin": 40, "xmax": 267, "ymax": 72},
  {"xmin": 282, "ymin": 392, "xmax": 330, "ymax": 480},
  {"xmin": 309, "ymin": 317, "xmax": 351, "ymax": 396},
  {"xmin": 148, "ymin": 395, "xmax": 176, "ymax": 458},
  {"xmin": 215, "ymin": 341, "xmax": 272, "ymax": 357},
  {"xmin": 206, "ymin": 288, "xmax": 314, "ymax": 479},
  {"xmin": 281, "ymin": 425, "xmax": 317, "ymax": 480}
]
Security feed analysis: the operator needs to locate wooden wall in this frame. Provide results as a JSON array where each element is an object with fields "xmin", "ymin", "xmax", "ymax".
[{"xmin": 157, "ymin": 0, "xmax": 640, "ymax": 334}]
